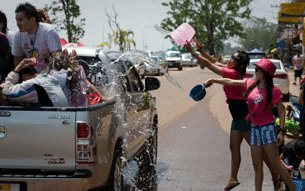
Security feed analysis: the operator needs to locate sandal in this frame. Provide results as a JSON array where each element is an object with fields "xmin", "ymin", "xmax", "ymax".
[{"xmin": 224, "ymin": 182, "xmax": 240, "ymax": 191}]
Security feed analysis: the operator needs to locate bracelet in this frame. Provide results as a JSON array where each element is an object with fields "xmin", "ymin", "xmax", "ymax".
[{"xmin": 277, "ymin": 127, "xmax": 287, "ymax": 135}]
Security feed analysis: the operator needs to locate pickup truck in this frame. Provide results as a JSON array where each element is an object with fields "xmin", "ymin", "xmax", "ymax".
[{"xmin": 0, "ymin": 48, "xmax": 160, "ymax": 191}]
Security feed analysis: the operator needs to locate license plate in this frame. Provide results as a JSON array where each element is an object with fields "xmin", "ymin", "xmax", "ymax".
[{"xmin": 0, "ymin": 184, "xmax": 20, "ymax": 191}]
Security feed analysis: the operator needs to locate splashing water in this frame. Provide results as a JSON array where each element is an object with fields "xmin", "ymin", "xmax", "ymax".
[
  {"xmin": 154, "ymin": 24, "xmax": 172, "ymax": 35},
  {"xmin": 115, "ymin": 49, "xmax": 184, "ymax": 91}
]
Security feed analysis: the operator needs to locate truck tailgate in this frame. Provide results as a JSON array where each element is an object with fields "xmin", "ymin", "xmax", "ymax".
[{"xmin": 0, "ymin": 110, "xmax": 76, "ymax": 170}]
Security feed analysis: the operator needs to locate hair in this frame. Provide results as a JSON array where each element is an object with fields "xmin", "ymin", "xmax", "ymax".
[
  {"xmin": 19, "ymin": 66, "xmax": 37, "ymax": 76},
  {"xmin": 294, "ymin": 140, "xmax": 305, "ymax": 156},
  {"xmin": 0, "ymin": 32, "xmax": 9, "ymax": 49},
  {"xmin": 244, "ymin": 67, "xmax": 274, "ymax": 110},
  {"xmin": 36, "ymin": 9, "xmax": 46, "ymax": 22},
  {"xmin": 15, "ymin": 2, "xmax": 39, "ymax": 23},
  {"xmin": 0, "ymin": 11, "xmax": 7, "ymax": 34},
  {"xmin": 46, "ymin": 52, "xmax": 81, "ymax": 92},
  {"xmin": 234, "ymin": 51, "xmax": 250, "ymax": 77}
]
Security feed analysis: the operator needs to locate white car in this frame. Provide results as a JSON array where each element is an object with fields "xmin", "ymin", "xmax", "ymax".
[
  {"xmin": 181, "ymin": 53, "xmax": 196, "ymax": 67},
  {"xmin": 245, "ymin": 59, "xmax": 290, "ymax": 100},
  {"xmin": 165, "ymin": 51, "xmax": 183, "ymax": 70}
]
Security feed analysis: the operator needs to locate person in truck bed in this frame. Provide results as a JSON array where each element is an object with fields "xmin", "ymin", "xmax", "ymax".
[{"xmin": 1, "ymin": 58, "xmax": 68, "ymax": 107}]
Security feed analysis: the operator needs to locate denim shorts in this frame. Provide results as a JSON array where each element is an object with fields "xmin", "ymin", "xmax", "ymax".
[
  {"xmin": 250, "ymin": 121, "xmax": 277, "ymax": 146},
  {"xmin": 231, "ymin": 117, "xmax": 251, "ymax": 133}
]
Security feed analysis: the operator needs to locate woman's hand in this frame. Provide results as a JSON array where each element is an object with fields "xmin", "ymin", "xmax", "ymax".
[
  {"xmin": 276, "ymin": 132, "xmax": 284, "ymax": 146},
  {"xmin": 204, "ymin": 78, "xmax": 214, "ymax": 88},
  {"xmin": 192, "ymin": 38, "xmax": 202, "ymax": 51},
  {"xmin": 15, "ymin": 58, "xmax": 36, "ymax": 72},
  {"xmin": 183, "ymin": 40, "xmax": 193, "ymax": 52},
  {"xmin": 286, "ymin": 165, "xmax": 294, "ymax": 172}
]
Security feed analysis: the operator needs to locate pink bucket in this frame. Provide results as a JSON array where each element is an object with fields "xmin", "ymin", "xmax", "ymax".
[{"xmin": 170, "ymin": 23, "xmax": 195, "ymax": 47}]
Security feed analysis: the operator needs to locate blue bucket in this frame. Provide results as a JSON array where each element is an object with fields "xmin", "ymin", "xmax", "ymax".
[{"xmin": 189, "ymin": 84, "xmax": 206, "ymax": 101}]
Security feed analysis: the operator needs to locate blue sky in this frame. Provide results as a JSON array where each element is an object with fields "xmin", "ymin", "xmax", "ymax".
[{"xmin": 2, "ymin": 0, "xmax": 286, "ymax": 51}]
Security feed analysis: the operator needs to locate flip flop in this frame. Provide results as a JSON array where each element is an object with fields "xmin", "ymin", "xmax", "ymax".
[{"xmin": 224, "ymin": 182, "xmax": 240, "ymax": 191}]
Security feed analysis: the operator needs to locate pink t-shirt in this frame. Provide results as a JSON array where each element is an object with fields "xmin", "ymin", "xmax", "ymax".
[
  {"xmin": 222, "ymin": 67, "xmax": 245, "ymax": 102},
  {"xmin": 244, "ymin": 79, "xmax": 283, "ymax": 126}
]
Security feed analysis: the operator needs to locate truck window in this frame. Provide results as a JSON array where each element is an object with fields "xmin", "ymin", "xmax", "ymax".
[{"xmin": 128, "ymin": 69, "xmax": 144, "ymax": 92}]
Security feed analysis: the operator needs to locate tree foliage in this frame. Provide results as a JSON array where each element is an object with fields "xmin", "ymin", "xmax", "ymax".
[
  {"xmin": 44, "ymin": 0, "xmax": 86, "ymax": 43},
  {"xmin": 239, "ymin": 17, "xmax": 278, "ymax": 52},
  {"xmin": 161, "ymin": 0, "xmax": 252, "ymax": 55}
]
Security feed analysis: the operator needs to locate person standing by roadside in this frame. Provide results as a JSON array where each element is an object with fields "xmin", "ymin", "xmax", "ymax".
[
  {"xmin": 12, "ymin": 2, "xmax": 61, "ymax": 73},
  {"xmin": 292, "ymin": 50, "xmax": 305, "ymax": 85},
  {"xmin": 0, "ymin": 10, "xmax": 15, "ymax": 45},
  {"xmin": 203, "ymin": 58, "xmax": 296, "ymax": 191},
  {"xmin": 184, "ymin": 40, "xmax": 280, "ymax": 191}
]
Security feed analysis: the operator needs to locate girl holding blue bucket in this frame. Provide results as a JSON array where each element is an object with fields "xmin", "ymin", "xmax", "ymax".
[
  {"xmin": 203, "ymin": 58, "xmax": 295, "ymax": 191},
  {"xmin": 184, "ymin": 41, "xmax": 280, "ymax": 191}
]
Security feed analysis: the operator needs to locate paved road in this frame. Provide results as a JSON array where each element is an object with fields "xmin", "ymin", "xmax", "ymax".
[{"xmin": 148, "ymin": 67, "xmax": 275, "ymax": 190}]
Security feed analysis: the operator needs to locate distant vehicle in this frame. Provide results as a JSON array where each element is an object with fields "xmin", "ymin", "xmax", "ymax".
[
  {"xmin": 222, "ymin": 55, "xmax": 231, "ymax": 63},
  {"xmin": 247, "ymin": 52, "xmax": 266, "ymax": 60},
  {"xmin": 245, "ymin": 59, "xmax": 290, "ymax": 100},
  {"xmin": 181, "ymin": 53, "xmax": 196, "ymax": 67},
  {"xmin": 165, "ymin": 51, "xmax": 183, "ymax": 70},
  {"xmin": 150, "ymin": 55, "xmax": 169, "ymax": 74}
]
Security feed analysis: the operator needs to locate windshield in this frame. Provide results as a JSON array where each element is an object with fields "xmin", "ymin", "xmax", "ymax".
[
  {"xmin": 182, "ymin": 54, "xmax": 191, "ymax": 59},
  {"xmin": 150, "ymin": 57, "xmax": 158, "ymax": 62},
  {"xmin": 248, "ymin": 53, "xmax": 266, "ymax": 60},
  {"xmin": 165, "ymin": 52, "xmax": 180, "ymax": 58},
  {"xmin": 248, "ymin": 61, "xmax": 281, "ymax": 69}
]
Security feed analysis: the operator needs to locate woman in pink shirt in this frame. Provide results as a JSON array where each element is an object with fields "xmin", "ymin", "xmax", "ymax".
[
  {"xmin": 204, "ymin": 58, "xmax": 295, "ymax": 191},
  {"xmin": 184, "ymin": 42, "xmax": 279, "ymax": 190}
]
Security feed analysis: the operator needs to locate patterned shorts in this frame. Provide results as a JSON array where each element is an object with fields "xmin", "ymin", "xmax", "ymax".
[{"xmin": 250, "ymin": 122, "xmax": 277, "ymax": 146}]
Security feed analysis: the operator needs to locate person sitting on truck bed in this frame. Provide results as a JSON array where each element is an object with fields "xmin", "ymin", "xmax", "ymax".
[
  {"xmin": 1, "ymin": 58, "xmax": 68, "ymax": 107},
  {"xmin": 46, "ymin": 51, "xmax": 108, "ymax": 107}
]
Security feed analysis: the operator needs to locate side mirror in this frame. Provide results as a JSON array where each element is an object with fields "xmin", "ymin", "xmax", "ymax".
[{"xmin": 145, "ymin": 77, "xmax": 160, "ymax": 91}]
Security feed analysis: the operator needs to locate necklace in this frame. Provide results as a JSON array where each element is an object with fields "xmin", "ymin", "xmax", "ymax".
[{"xmin": 28, "ymin": 24, "xmax": 38, "ymax": 46}]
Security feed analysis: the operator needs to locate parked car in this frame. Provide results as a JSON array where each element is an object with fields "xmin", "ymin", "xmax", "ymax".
[
  {"xmin": 245, "ymin": 59, "xmax": 290, "ymax": 100},
  {"xmin": 150, "ymin": 55, "xmax": 169, "ymax": 75},
  {"xmin": 181, "ymin": 53, "xmax": 196, "ymax": 67},
  {"xmin": 165, "ymin": 51, "xmax": 183, "ymax": 70},
  {"xmin": 0, "ymin": 47, "xmax": 160, "ymax": 191},
  {"xmin": 120, "ymin": 51, "xmax": 147, "ymax": 79}
]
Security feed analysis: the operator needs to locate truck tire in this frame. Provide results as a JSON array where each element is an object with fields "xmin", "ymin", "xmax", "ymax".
[
  {"xmin": 107, "ymin": 147, "xmax": 124, "ymax": 191},
  {"xmin": 178, "ymin": 65, "xmax": 183, "ymax": 71},
  {"xmin": 136, "ymin": 124, "xmax": 157, "ymax": 190}
]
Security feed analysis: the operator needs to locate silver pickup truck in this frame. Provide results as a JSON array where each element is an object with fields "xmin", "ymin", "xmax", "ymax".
[{"xmin": 0, "ymin": 48, "xmax": 160, "ymax": 191}]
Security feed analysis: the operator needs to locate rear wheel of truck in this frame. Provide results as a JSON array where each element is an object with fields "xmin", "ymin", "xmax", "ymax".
[
  {"xmin": 107, "ymin": 146, "xmax": 124, "ymax": 191},
  {"xmin": 178, "ymin": 65, "xmax": 183, "ymax": 70}
]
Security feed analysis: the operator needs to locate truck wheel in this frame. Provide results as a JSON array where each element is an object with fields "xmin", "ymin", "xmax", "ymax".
[
  {"xmin": 137, "ymin": 125, "xmax": 157, "ymax": 170},
  {"xmin": 107, "ymin": 147, "xmax": 124, "ymax": 191},
  {"xmin": 136, "ymin": 125, "xmax": 158, "ymax": 190},
  {"xmin": 178, "ymin": 65, "xmax": 183, "ymax": 70}
]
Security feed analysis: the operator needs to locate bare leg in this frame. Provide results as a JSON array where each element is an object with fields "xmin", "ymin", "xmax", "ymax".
[
  {"xmin": 250, "ymin": 145, "xmax": 264, "ymax": 191},
  {"xmin": 224, "ymin": 130, "xmax": 244, "ymax": 190},
  {"xmin": 244, "ymin": 132, "xmax": 280, "ymax": 190},
  {"xmin": 264, "ymin": 143, "xmax": 296, "ymax": 191}
]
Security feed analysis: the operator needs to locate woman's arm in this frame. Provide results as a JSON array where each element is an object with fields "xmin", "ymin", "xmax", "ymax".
[
  {"xmin": 204, "ymin": 78, "xmax": 245, "ymax": 87},
  {"xmin": 184, "ymin": 42, "xmax": 223, "ymax": 76},
  {"xmin": 298, "ymin": 88, "xmax": 304, "ymax": 106},
  {"xmin": 276, "ymin": 100, "xmax": 286, "ymax": 146}
]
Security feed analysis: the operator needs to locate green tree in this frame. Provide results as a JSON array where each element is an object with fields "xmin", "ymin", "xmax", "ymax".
[
  {"xmin": 44, "ymin": 0, "xmax": 86, "ymax": 43},
  {"xmin": 239, "ymin": 17, "xmax": 278, "ymax": 52},
  {"xmin": 161, "ymin": 0, "xmax": 252, "ymax": 55}
]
